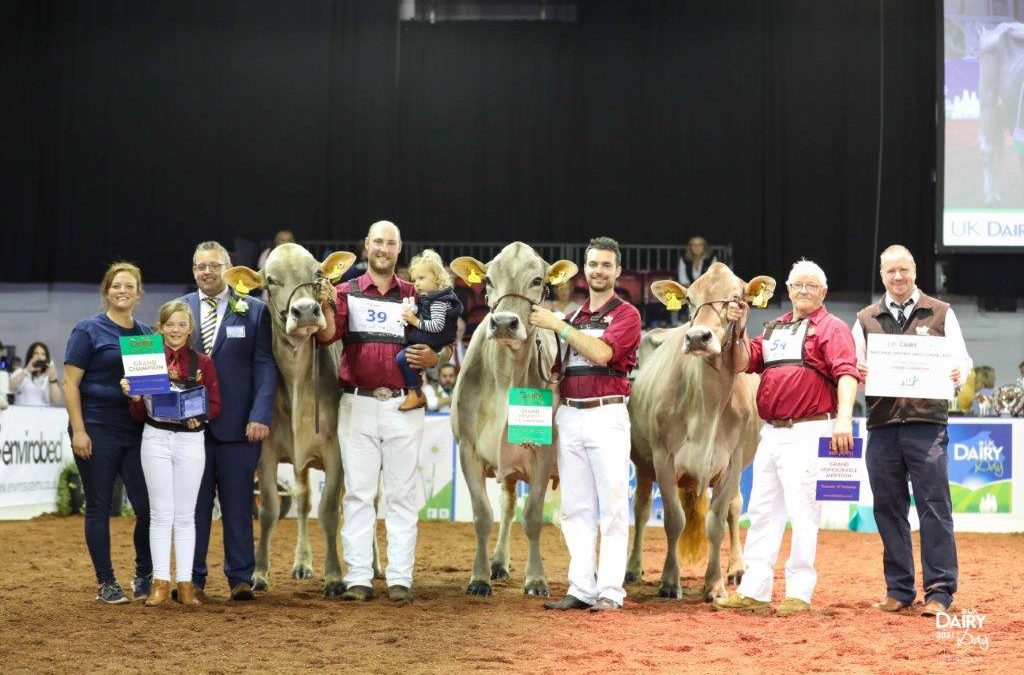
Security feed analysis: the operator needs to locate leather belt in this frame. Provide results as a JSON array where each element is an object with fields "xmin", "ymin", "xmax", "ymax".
[
  {"xmin": 564, "ymin": 395, "xmax": 627, "ymax": 410},
  {"xmin": 342, "ymin": 386, "xmax": 407, "ymax": 401},
  {"xmin": 767, "ymin": 413, "xmax": 833, "ymax": 428}
]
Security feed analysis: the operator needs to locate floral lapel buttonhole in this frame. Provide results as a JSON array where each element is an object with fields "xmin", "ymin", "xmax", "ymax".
[{"xmin": 228, "ymin": 297, "xmax": 249, "ymax": 315}]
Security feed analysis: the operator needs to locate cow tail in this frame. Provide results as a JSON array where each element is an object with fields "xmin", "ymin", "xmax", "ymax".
[{"xmin": 678, "ymin": 488, "xmax": 709, "ymax": 564}]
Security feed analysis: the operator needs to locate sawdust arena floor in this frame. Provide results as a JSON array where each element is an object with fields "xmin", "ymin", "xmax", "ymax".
[{"xmin": 0, "ymin": 516, "xmax": 1021, "ymax": 674}]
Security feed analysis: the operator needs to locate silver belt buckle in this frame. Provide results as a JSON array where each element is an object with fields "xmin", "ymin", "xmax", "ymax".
[{"xmin": 372, "ymin": 386, "xmax": 392, "ymax": 401}]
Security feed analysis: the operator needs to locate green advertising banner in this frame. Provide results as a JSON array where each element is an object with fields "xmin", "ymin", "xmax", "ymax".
[{"xmin": 506, "ymin": 388, "xmax": 553, "ymax": 445}]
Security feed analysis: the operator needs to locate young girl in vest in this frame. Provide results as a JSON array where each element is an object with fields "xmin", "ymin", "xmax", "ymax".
[
  {"xmin": 397, "ymin": 249, "xmax": 463, "ymax": 411},
  {"xmin": 120, "ymin": 300, "xmax": 222, "ymax": 606}
]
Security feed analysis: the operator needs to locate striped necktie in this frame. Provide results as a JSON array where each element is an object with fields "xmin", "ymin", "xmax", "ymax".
[
  {"xmin": 201, "ymin": 297, "xmax": 218, "ymax": 353},
  {"xmin": 889, "ymin": 299, "xmax": 912, "ymax": 331}
]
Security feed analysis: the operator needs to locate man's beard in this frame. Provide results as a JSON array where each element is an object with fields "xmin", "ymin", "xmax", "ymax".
[{"xmin": 369, "ymin": 255, "xmax": 395, "ymax": 275}]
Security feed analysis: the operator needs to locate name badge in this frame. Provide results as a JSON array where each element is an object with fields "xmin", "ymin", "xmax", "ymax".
[
  {"xmin": 763, "ymin": 319, "xmax": 809, "ymax": 365},
  {"xmin": 226, "ymin": 325, "xmax": 246, "ymax": 339},
  {"xmin": 348, "ymin": 295, "xmax": 405, "ymax": 338}
]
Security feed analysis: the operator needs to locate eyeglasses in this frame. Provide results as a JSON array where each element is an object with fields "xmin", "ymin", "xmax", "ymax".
[
  {"xmin": 193, "ymin": 263, "xmax": 225, "ymax": 272},
  {"xmin": 788, "ymin": 283, "xmax": 821, "ymax": 292}
]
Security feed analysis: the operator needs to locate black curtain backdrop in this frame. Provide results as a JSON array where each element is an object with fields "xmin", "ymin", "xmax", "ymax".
[{"xmin": 2, "ymin": 0, "xmax": 969, "ymax": 293}]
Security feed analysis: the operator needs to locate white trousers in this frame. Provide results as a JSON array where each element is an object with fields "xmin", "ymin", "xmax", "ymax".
[
  {"xmin": 140, "ymin": 425, "xmax": 206, "ymax": 582},
  {"xmin": 555, "ymin": 401, "xmax": 631, "ymax": 605},
  {"xmin": 737, "ymin": 419, "xmax": 829, "ymax": 604},
  {"xmin": 338, "ymin": 393, "xmax": 425, "ymax": 588}
]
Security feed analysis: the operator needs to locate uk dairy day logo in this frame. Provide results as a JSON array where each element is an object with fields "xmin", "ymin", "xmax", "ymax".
[
  {"xmin": 946, "ymin": 424, "xmax": 1012, "ymax": 513},
  {"xmin": 934, "ymin": 608, "xmax": 989, "ymax": 652}
]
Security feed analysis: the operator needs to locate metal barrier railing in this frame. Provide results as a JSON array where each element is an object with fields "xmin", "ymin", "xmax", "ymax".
[{"xmin": 291, "ymin": 240, "xmax": 731, "ymax": 272}]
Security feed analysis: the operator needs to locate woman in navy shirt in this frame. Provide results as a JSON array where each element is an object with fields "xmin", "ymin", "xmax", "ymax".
[{"xmin": 64, "ymin": 262, "xmax": 153, "ymax": 604}]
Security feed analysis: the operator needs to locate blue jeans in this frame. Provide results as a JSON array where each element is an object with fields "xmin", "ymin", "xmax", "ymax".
[
  {"xmin": 74, "ymin": 424, "xmax": 151, "ymax": 585},
  {"xmin": 865, "ymin": 423, "xmax": 958, "ymax": 607},
  {"xmin": 395, "ymin": 347, "xmax": 422, "ymax": 389}
]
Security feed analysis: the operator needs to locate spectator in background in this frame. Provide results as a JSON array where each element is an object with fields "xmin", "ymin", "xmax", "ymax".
[
  {"xmin": 0, "ymin": 341, "xmax": 10, "ymax": 410},
  {"xmin": 678, "ymin": 235, "xmax": 718, "ymax": 285},
  {"xmin": 544, "ymin": 281, "xmax": 581, "ymax": 319},
  {"xmin": 257, "ymin": 230, "xmax": 295, "ymax": 270},
  {"xmin": 1018, "ymin": 360, "xmax": 1024, "ymax": 388},
  {"xmin": 964, "ymin": 365, "xmax": 996, "ymax": 416},
  {"xmin": 425, "ymin": 363, "xmax": 458, "ymax": 412},
  {"xmin": 9, "ymin": 341, "xmax": 63, "ymax": 406}
]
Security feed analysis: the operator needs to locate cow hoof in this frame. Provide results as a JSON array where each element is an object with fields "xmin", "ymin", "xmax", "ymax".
[
  {"xmin": 323, "ymin": 581, "xmax": 346, "ymax": 598},
  {"xmin": 490, "ymin": 563, "xmax": 511, "ymax": 582},
  {"xmin": 658, "ymin": 586, "xmax": 683, "ymax": 599},
  {"xmin": 252, "ymin": 577, "xmax": 269, "ymax": 592},
  {"xmin": 523, "ymin": 581, "xmax": 550, "ymax": 597},
  {"xmin": 624, "ymin": 570, "xmax": 643, "ymax": 584},
  {"xmin": 727, "ymin": 571, "xmax": 744, "ymax": 586},
  {"xmin": 466, "ymin": 580, "xmax": 493, "ymax": 597},
  {"xmin": 292, "ymin": 565, "xmax": 315, "ymax": 580}
]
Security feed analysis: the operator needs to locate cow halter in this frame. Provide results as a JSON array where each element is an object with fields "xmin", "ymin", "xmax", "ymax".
[
  {"xmin": 484, "ymin": 278, "xmax": 565, "ymax": 385},
  {"xmin": 264, "ymin": 270, "xmax": 334, "ymax": 435},
  {"xmin": 686, "ymin": 297, "xmax": 742, "ymax": 369}
]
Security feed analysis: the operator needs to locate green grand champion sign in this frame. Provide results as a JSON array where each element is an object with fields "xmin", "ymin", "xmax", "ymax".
[
  {"xmin": 119, "ymin": 334, "xmax": 170, "ymax": 395},
  {"xmin": 507, "ymin": 388, "xmax": 553, "ymax": 444}
]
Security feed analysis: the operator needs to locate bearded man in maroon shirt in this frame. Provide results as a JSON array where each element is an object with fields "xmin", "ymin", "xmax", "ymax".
[{"xmin": 316, "ymin": 220, "xmax": 448, "ymax": 603}]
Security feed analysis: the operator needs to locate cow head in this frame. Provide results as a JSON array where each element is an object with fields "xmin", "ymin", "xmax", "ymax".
[
  {"xmin": 652, "ymin": 262, "xmax": 775, "ymax": 357},
  {"xmin": 223, "ymin": 243, "xmax": 355, "ymax": 339},
  {"xmin": 452, "ymin": 242, "xmax": 577, "ymax": 344}
]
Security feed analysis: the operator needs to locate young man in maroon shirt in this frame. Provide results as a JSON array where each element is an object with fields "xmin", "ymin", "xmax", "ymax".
[
  {"xmin": 714, "ymin": 258, "xmax": 859, "ymax": 617},
  {"xmin": 529, "ymin": 237, "xmax": 642, "ymax": 612},
  {"xmin": 316, "ymin": 220, "xmax": 445, "ymax": 603}
]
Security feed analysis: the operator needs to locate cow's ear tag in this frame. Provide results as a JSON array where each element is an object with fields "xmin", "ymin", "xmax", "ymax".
[
  {"xmin": 664, "ymin": 292, "xmax": 683, "ymax": 312},
  {"xmin": 752, "ymin": 286, "xmax": 769, "ymax": 308},
  {"xmin": 467, "ymin": 269, "xmax": 482, "ymax": 284},
  {"xmin": 234, "ymin": 280, "xmax": 251, "ymax": 296},
  {"xmin": 548, "ymin": 271, "xmax": 567, "ymax": 286},
  {"xmin": 327, "ymin": 265, "xmax": 343, "ymax": 283}
]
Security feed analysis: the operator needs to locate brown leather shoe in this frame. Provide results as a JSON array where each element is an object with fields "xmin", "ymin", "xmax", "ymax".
[
  {"xmin": 387, "ymin": 585, "xmax": 412, "ymax": 602},
  {"xmin": 873, "ymin": 597, "xmax": 912, "ymax": 613},
  {"xmin": 542, "ymin": 595, "xmax": 591, "ymax": 610},
  {"xmin": 176, "ymin": 582, "xmax": 202, "ymax": 606},
  {"xmin": 589, "ymin": 597, "xmax": 622, "ymax": 613},
  {"xmin": 230, "ymin": 583, "xmax": 255, "ymax": 601},
  {"xmin": 340, "ymin": 585, "xmax": 374, "ymax": 601},
  {"xmin": 398, "ymin": 389, "xmax": 426, "ymax": 411},
  {"xmin": 920, "ymin": 599, "xmax": 949, "ymax": 618},
  {"xmin": 145, "ymin": 579, "xmax": 172, "ymax": 607}
]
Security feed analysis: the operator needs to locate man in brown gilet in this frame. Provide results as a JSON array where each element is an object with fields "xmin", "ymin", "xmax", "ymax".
[{"xmin": 852, "ymin": 245, "xmax": 972, "ymax": 619}]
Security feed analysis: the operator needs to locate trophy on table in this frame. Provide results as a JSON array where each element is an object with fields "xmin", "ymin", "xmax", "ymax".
[{"xmin": 993, "ymin": 384, "xmax": 1024, "ymax": 417}]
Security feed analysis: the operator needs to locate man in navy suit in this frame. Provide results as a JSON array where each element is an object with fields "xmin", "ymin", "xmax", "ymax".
[{"xmin": 181, "ymin": 241, "xmax": 277, "ymax": 601}]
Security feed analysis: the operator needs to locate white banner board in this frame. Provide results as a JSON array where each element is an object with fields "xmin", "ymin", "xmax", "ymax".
[{"xmin": 0, "ymin": 406, "xmax": 72, "ymax": 510}]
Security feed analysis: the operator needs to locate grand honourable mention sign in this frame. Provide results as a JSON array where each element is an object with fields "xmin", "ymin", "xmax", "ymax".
[
  {"xmin": 864, "ymin": 333, "xmax": 954, "ymax": 400},
  {"xmin": 507, "ymin": 388, "xmax": 553, "ymax": 444}
]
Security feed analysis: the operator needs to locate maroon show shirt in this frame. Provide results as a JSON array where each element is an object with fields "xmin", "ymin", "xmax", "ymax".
[
  {"xmin": 746, "ymin": 304, "xmax": 861, "ymax": 421},
  {"xmin": 559, "ymin": 295, "xmax": 642, "ymax": 399},
  {"xmin": 317, "ymin": 272, "xmax": 416, "ymax": 390}
]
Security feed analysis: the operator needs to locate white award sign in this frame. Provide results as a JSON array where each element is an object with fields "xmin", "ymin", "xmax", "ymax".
[{"xmin": 864, "ymin": 333, "xmax": 954, "ymax": 400}]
